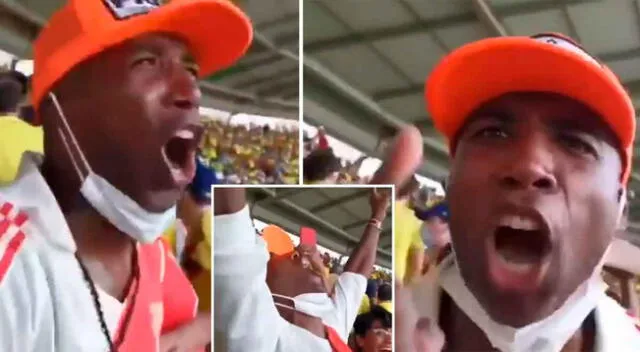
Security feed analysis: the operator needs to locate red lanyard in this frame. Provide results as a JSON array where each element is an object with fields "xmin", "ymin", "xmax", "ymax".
[{"xmin": 325, "ymin": 325, "xmax": 352, "ymax": 352}]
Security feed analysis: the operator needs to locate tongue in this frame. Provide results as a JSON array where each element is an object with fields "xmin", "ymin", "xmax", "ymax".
[{"xmin": 495, "ymin": 227, "xmax": 547, "ymax": 264}]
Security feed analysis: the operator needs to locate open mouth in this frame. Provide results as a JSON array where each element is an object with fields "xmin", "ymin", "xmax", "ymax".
[
  {"xmin": 495, "ymin": 221, "xmax": 551, "ymax": 266},
  {"xmin": 487, "ymin": 212, "xmax": 553, "ymax": 290},
  {"xmin": 161, "ymin": 127, "xmax": 202, "ymax": 187}
]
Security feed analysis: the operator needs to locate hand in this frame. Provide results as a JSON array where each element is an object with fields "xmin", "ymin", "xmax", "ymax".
[
  {"xmin": 368, "ymin": 126, "xmax": 423, "ymax": 189},
  {"xmin": 370, "ymin": 188, "xmax": 392, "ymax": 220},
  {"xmin": 395, "ymin": 282, "xmax": 445, "ymax": 352},
  {"xmin": 368, "ymin": 125, "xmax": 422, "ymax": 220}
]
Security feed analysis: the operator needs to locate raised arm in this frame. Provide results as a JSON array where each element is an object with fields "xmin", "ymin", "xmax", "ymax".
[
  {"xmin": 343, "ymin": 126, "xmax": 423, "ymax": 277},
  {"xmin": 213, "ymin": 188, "xmax": 246, "ymax": 215},
  {"xmin": 343, "ymin": 189, "xmax": 391, "ymax": 277},
  {"xmin": 212, "ymin": 187, "xmax": 285, "ymax": 351}
]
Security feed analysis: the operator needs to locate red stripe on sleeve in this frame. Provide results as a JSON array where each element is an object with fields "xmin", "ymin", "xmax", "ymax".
[
  {"xmin": 0, "ymin": 220, "xmax": 10, "ymax": 238},
  {"xmin": 0, "ymin": 230, "xmax": 26, "ymax": 283},
  {"xmin": 0, "ymin": 203, "xmax": 13, "ymax": 217},
  {"xmin": 13, "ymin": 212, "xmax": 28, "ymax": 227}
]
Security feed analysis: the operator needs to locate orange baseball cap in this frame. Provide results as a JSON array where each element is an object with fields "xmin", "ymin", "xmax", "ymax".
[
  {"xmin": 426, "ymin": 33, "xmax": 635, "ymax": 184},
  {"xmin": 32, "ymin": 0, "xmax": 253, "ymax": 118},
  {"xmin": 261, "ymin": 225, "xmax": 295, "ymax": 256}
]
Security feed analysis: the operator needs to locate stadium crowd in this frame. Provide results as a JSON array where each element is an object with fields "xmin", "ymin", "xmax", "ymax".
[{"xmin": 200, "ymin": 118, "xmax": 299, "ymax": 184}]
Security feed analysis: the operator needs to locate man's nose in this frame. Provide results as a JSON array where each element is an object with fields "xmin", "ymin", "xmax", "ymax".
[
  {"xmin": 300, "ymin": 255, "xmax": 311, "ymax": 269},
  {"xmin": 167, "ymin": 62, "xmax": 201, "ymax": 111},
  {"xmin": 497, "ymin": 132, "xmax": 558, "ymax": 193}
]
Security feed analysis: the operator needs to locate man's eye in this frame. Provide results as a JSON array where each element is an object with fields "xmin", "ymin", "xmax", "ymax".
[
  {"xmin": 132, "ymin": 56, "xmax": 157, "ymax": 67},
  {"xmin": 473, "ymin": 126, "xmax": 508, "ymax": 139},
  {"xmin": 560, "ymin": 134, "xmax": 598, "ymax": 157}
]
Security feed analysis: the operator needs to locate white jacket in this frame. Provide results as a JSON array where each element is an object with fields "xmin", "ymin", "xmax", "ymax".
[
  {"xmin": 0, "ymin": 155, "xmax": 197, "ymax": 351},
  {"xmin": 0, "ymin": 155, "xmax": 119, "ymax": 351}
]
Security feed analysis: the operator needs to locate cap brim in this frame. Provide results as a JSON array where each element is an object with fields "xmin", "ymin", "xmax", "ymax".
[
  {"xmin": 116, "ymin": 0, "xmax": 253, "ymax": 77},
  {"xmin": 262, "ymin": 225, "xmax": 295, "ymax": 256},
  {"xmin": 426, "ymin": 37, "xmax": 634, "ymax": 151}
]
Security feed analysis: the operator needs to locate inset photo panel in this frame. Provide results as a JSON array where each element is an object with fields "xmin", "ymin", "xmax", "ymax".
[
  {"xmin": 0, "ymin": 0, "xmax": 301, "ymax": 351},
  {"xmin": 213, "ymin": 185, "xmax": 393, "ymax": 351},
  {"xmin": 304, "ymin": 1, "xmax": 640, "ymax": 351}
]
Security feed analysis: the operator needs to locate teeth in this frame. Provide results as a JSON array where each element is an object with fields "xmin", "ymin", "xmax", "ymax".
[
  {"xmin": 175, "ymin": 129, "xmax": 194, "ymax": 139},
  {"xmin": 498, "ymin": 215, "xmax": 540, "ymax": 231}
]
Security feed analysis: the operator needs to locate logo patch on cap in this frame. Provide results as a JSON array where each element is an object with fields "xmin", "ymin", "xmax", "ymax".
[
  {"xmin": 102, "ymin": 0, "xmax": 160, "ymax": 20},
  {"xmin": 532, "ymin": 34, "xmax": 601, "ymax": 67}
]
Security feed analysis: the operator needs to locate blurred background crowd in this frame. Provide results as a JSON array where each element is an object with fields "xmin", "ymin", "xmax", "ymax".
[{"xmin": 199, "ymin": 116, "xmax": 299, "ymax": 184}]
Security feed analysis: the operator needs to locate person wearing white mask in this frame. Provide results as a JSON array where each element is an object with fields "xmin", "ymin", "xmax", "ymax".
[
  {"xmin": 214, "ymin": 187, "xmax": 391, "ymax": 351},
  {"xmin": 0, "ymin": 0, "xmax": 252, "ymax": 351},
  {"xmin": 398, "ymin": 32, "xmax": 640, "ymax": 351}
]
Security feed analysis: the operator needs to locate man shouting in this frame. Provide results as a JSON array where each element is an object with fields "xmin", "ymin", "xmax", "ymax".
[
  {"xmin": 0, "ymin": 0, "xmax": 251, "ymax": 350},
  {"xmin": 403, "ymin": 33, "xmax": 640, "ymax": 351}
]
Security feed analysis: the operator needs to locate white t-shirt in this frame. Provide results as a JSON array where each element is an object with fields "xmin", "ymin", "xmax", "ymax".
[
  {"xmin": 213, "ymin": 205, "xmax": 367, "ymax": 352},
  {"xmin": 411, "ymin": 254, "xmax": 640, "ymax": 352}
]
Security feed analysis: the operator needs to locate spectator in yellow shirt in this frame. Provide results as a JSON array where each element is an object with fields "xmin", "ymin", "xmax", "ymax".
[
  {"xmin": 0, "ymin": 71, "xmax": 43, "ymax": 184},
  {"xmin": 358, "ymin": 279, "xmax": 379, "ymax": 314},
  {"xmin": 393, "ymin": 176, "xmax": 424, "ymax": 284}
]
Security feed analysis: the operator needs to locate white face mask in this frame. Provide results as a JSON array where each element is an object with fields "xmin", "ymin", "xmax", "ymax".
[
  {"xmin": 49, "ymin": 92, "xmax": 176, "ymax": 243},
  {"xmin": 272, "ymin": 292, "xmax": 335, "ymax": 319},
  {"xmin": 440, "ymin": 246, "xmax": 610, "ymax": 352}
]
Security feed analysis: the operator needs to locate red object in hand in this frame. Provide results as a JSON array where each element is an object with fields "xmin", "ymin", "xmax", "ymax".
[
  {"xmin": 317, "ymin": 130, "xmax": 329, "ymax": 150},
  {"xmin": 300, "ymin": 227, "xmax": 317, "ymax": 246}
]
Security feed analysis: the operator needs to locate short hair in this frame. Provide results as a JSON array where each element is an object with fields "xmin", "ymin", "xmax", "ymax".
[
  {"xmin": 0, "ymin": 73, "xmax": 25, "ymax": 113},
  {"xmin": 353, "ymin": 305, "xmax": 392, "ymax": 337},
  {"xmin": 377, "ymin": 283, "xmax": 392, "ymax": 301},
  {"xmin": 303, "ymin": 148, "xmax": 341, "ymax": 182},
  {"xmin": 365, "ymin": 279, "xmax": 378, "ymax": 299}
]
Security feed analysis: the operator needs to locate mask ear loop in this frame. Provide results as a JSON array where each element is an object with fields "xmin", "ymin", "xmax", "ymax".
[
  {"xmin": 272, "ymin": 293, "xmax": 296, "ymax": 302},
  {"xmin": 274, "ymin": 303, "xmax": 296, "ymax": 311},
  {"xmin": 48, "ymin": 92, "xmax": 92, "ymax": 183},
  {"xmin": 616, "ymin": 188, "xmax": 627, "ymax": 231},
  {"xmin": 57, "ymin": 127, "xmax": 84, "ymax": 183},
  {"xmin": 272, "ymin": 293, "xmax": 297, "ymax": 311}
]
